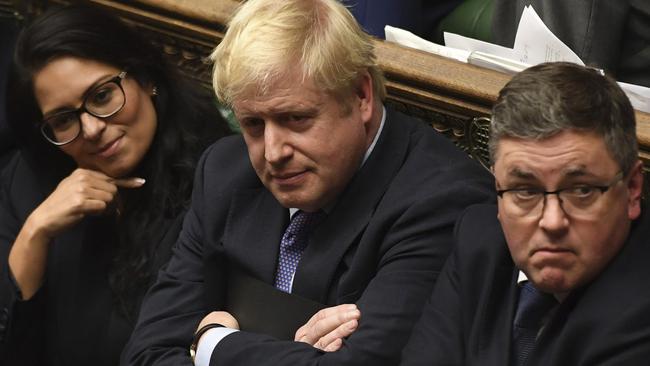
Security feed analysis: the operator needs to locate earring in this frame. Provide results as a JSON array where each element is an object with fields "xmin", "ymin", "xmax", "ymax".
[{"xmin": 152, "ymin": 86, "xmax": 158, "ymax": 96}]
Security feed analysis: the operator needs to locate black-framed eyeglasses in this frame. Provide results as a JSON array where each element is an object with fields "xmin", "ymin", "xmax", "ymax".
[
  {"xmin": 40, "ymin": 71, "xmax": 127, "ymax": 146},
  {"xmin": 496, "ymin": 171, "xmax": 624, "ymax": 219}
]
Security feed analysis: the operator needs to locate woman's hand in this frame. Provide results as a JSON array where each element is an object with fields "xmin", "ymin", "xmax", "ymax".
[
  {"xmin": 8, "ymin": 168, "xmax": 145, "ymax": 300},
  {"xmin": 29, "ymin": 168, "xmax": 145, "ymax": 239}
]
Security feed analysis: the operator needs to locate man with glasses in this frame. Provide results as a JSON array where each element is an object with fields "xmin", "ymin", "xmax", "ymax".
[{"xmin": 401, "ymin": 62, "xmax": 650, "ymax": 366}]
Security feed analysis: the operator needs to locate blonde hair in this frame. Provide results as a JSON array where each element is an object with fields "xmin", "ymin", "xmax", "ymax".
[{"xmin": 210, "ymin": 0, "xmax": 385, "ymax": 107}]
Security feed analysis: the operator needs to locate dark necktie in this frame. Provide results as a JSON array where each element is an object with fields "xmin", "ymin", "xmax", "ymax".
[
  {"xmin": 512, "ymin": 281, "xmax": 558, "ymax": 366},
  {"xmin": 273, "ymin": 210, "xmax": 324, "ymax": 293}
]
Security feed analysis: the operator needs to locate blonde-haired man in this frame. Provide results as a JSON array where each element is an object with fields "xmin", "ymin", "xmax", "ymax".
[{"xmin": 123, "ymin": 1, "xmax": 492, "ymax": 365}]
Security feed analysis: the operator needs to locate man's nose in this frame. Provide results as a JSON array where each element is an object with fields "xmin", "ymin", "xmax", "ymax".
[
  {"xmin": 264, "ymin": 123, "xmax": 293, "ymax": 164},
  {"xmin": 538, "ymin": 194, "xmax": 570, "ymax": 233}
]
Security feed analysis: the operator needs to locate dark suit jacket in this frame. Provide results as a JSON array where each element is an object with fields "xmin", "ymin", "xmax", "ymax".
[
  {"xmin": 0, "ymin": 153, "xmax": 180, "ymax": 366},
  {"xmin": 0, "ymin": 17, "xmax": 19, "ymax": 168},
  {"xmin": 401, "ymin": 203, "xmax": 650, "ymax": 366},
  {"xmin": 341, "ymin": 0, "xmax": 462, "ymax": 40},
  {"xmin": 122, "ymin": 107, "xmax": 495, "ymax": 366},
  {"xmin": 492, "ymin": 0, "xmax": 650, "ymax": 87}
]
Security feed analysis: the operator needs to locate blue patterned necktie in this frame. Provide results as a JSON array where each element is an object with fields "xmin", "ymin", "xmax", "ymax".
[
  {"xmin": 512, "ymin": 281, "xmax": 558, "ymax": 366},
  {"xmin": 274, "ymin": 210, "xmax": 324, "ymax": 293}
]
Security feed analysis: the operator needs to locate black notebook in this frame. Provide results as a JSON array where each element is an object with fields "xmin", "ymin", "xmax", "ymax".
[{"xmin": 224, "ymin": 264, "xmax": 326, "ymax": 340}]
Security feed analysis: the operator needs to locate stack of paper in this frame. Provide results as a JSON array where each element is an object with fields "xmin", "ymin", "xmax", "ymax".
[{"xmin": 384, "ymin": 5, "xmax": 650, "ymax": 113}]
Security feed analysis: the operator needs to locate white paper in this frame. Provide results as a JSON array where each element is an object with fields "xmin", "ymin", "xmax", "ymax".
[
  {"xmin": 444, "ymin": 32, "xmax": 522, "ymax": 62},
  {"xmin": 512, "ymin": 5, "xmax": 584, "ymax": 65},
  {"xmin": 619, "ymin": 82, "xmax": 650, "ymax": 114},
  {"xmin": 444, "ymin": 32, "xmax": 530, "ymax": 73},
  {"xmin": 444, "ymin": 6, "xmax": 582, "ymax": 68},
  {"xmin": 385, "ymin": 9, "xmax": 650, "ymax": 113},
  {"xmin": 384, "ymin": 25, "xmax": 470, "ymax": 63},
  {"xmin": 468, "ymin": 51, "xmax": 531, "ymax": 74}
]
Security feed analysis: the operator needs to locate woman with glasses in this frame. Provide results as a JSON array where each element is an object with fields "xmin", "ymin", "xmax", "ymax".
[{"xmin": 0, "ymin": 5, "xmax": 231, "ymax": 365}]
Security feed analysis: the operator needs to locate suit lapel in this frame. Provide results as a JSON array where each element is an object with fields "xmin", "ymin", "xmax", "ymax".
[
  {"xmin": 292, "ymin": 108, "xmax": 412, "ymax": 303},
  {"xmin": 224, "ymin": 187, "xmax": 289, "ymax": 283}
]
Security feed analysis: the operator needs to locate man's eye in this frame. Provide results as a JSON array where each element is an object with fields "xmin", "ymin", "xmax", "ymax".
[
  {"xmin": 240, "ymin": 118, "xmax": 265, "ymax": 135},
  {"xmin": 288, "ymin": 115, "xmax": 306, "ymax": 122},
  {"xmin": 512, "ymin": 189, "xmax": 540, "ymax": 200},
  {"xmin": 565, "ymin": 186, "xmax": 597, "ymax": 198},
  {"xmin": 241, "ymin": 118, "xmax": 263, "ymax": 127}
]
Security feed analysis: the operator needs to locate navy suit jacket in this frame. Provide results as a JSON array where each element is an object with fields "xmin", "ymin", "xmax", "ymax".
[
  {"xmin": 122, "ymin": 107, "xmax": 494, "ymax": 366},
  {"xmin": 341, "ymin": 0, "xmax": 462, "ymax": 40},
  {"xmin": 402, "ymin": 203, "xmax": 650, "ymax": 366}
]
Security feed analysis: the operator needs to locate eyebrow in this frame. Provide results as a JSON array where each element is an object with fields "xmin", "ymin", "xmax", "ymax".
[
  {"xmin": 236, "ymin": 105, "xmax": 320, "ymax": 121},
  {"xmin": 42, "ymin": 73, "xmax": 117, "ymax": 118},
  {"xmin": 266, "ymin": 103, "xmax": 320, "ymax": 115},
  {"xmin": 563, "ymin": 166, "xmax": 589, "ymax": 177},
  {"xmin": 505, "ymin": 165, "xmax": 605, "ymax": 187},
  {"xmin": 506, "ymin": 167, "xmax": 537, "ymax": 180}
]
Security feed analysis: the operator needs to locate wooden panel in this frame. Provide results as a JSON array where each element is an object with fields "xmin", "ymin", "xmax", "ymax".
[
  {"xmin": 133, "ymin": 0, "xmax": 239, "ymax": 26},
  {"xmin": 9, "ymin": 0, "xmax": 650, "ymax": 174}
]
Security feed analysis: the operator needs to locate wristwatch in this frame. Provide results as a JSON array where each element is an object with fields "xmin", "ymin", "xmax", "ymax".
[{"xmin": 189, "ymin": 323, "xmax": 225, "ymax": 363}]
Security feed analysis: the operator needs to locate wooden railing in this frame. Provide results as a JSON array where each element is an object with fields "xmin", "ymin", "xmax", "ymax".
[{"xmin": 7, "ymin": 0, "xmax": 650, "ymax": 174}]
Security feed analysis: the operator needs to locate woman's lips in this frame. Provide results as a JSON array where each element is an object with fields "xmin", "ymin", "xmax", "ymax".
[{"xmin": 95, "ymin": 136, "xmax": 123, "ymax": 158}]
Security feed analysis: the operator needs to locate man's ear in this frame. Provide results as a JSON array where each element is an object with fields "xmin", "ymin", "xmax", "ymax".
[
  {"xmin": 355, "ymin": 71, "xmax": 374, "ymax": 125},
  {"xmin": 627, "ymin": 160, "xmax": 644, "ymax": 220}
]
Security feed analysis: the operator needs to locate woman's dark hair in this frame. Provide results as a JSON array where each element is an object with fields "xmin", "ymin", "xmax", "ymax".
[{"xmin": 7, "ymin": 4, "xmax": 231, "ymax": 319}]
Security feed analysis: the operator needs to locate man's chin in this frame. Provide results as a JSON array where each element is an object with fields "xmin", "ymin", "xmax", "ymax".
[
  {"xmin": 272, "ymin": 192, "xmax": 325, "ymax": 212},
  {"xmin": 274, "ymin": 192, "xmax": 309, "ymax": 209},
  {"xmin": 529, "ymin": 268, "xmax": 575, "ymax": 294}
]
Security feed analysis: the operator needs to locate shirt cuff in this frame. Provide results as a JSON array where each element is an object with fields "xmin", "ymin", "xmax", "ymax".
[{"xmin": 194, "ymin": 327, "xmax": 239, "ymax": 366}]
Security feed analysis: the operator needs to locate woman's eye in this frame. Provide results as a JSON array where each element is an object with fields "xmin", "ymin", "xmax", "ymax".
[
  {"xmin": 47, "ymin": 113, "xmax": 77, "ymax": 129},
  {"xmin": 90, "ymin": 88, "xmax": 113, "ymax": 105}
]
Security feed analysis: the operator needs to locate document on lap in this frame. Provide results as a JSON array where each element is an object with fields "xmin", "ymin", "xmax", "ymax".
[
  {"xmin": 385, "ymin": 5, "xmax": 650, "ymax": 113},
  {"xmin": 225, "ymin": 264, "xmax": 326, "ymax": 340}
]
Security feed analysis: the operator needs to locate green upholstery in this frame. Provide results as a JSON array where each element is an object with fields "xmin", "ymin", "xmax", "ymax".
[
  {"xmin": 434, "ymin": 0, "xmax": 494, "ymax": 44},
  {"xmin": 218, "ymin": 104, "xmax": 240, "ymax": 133}
]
